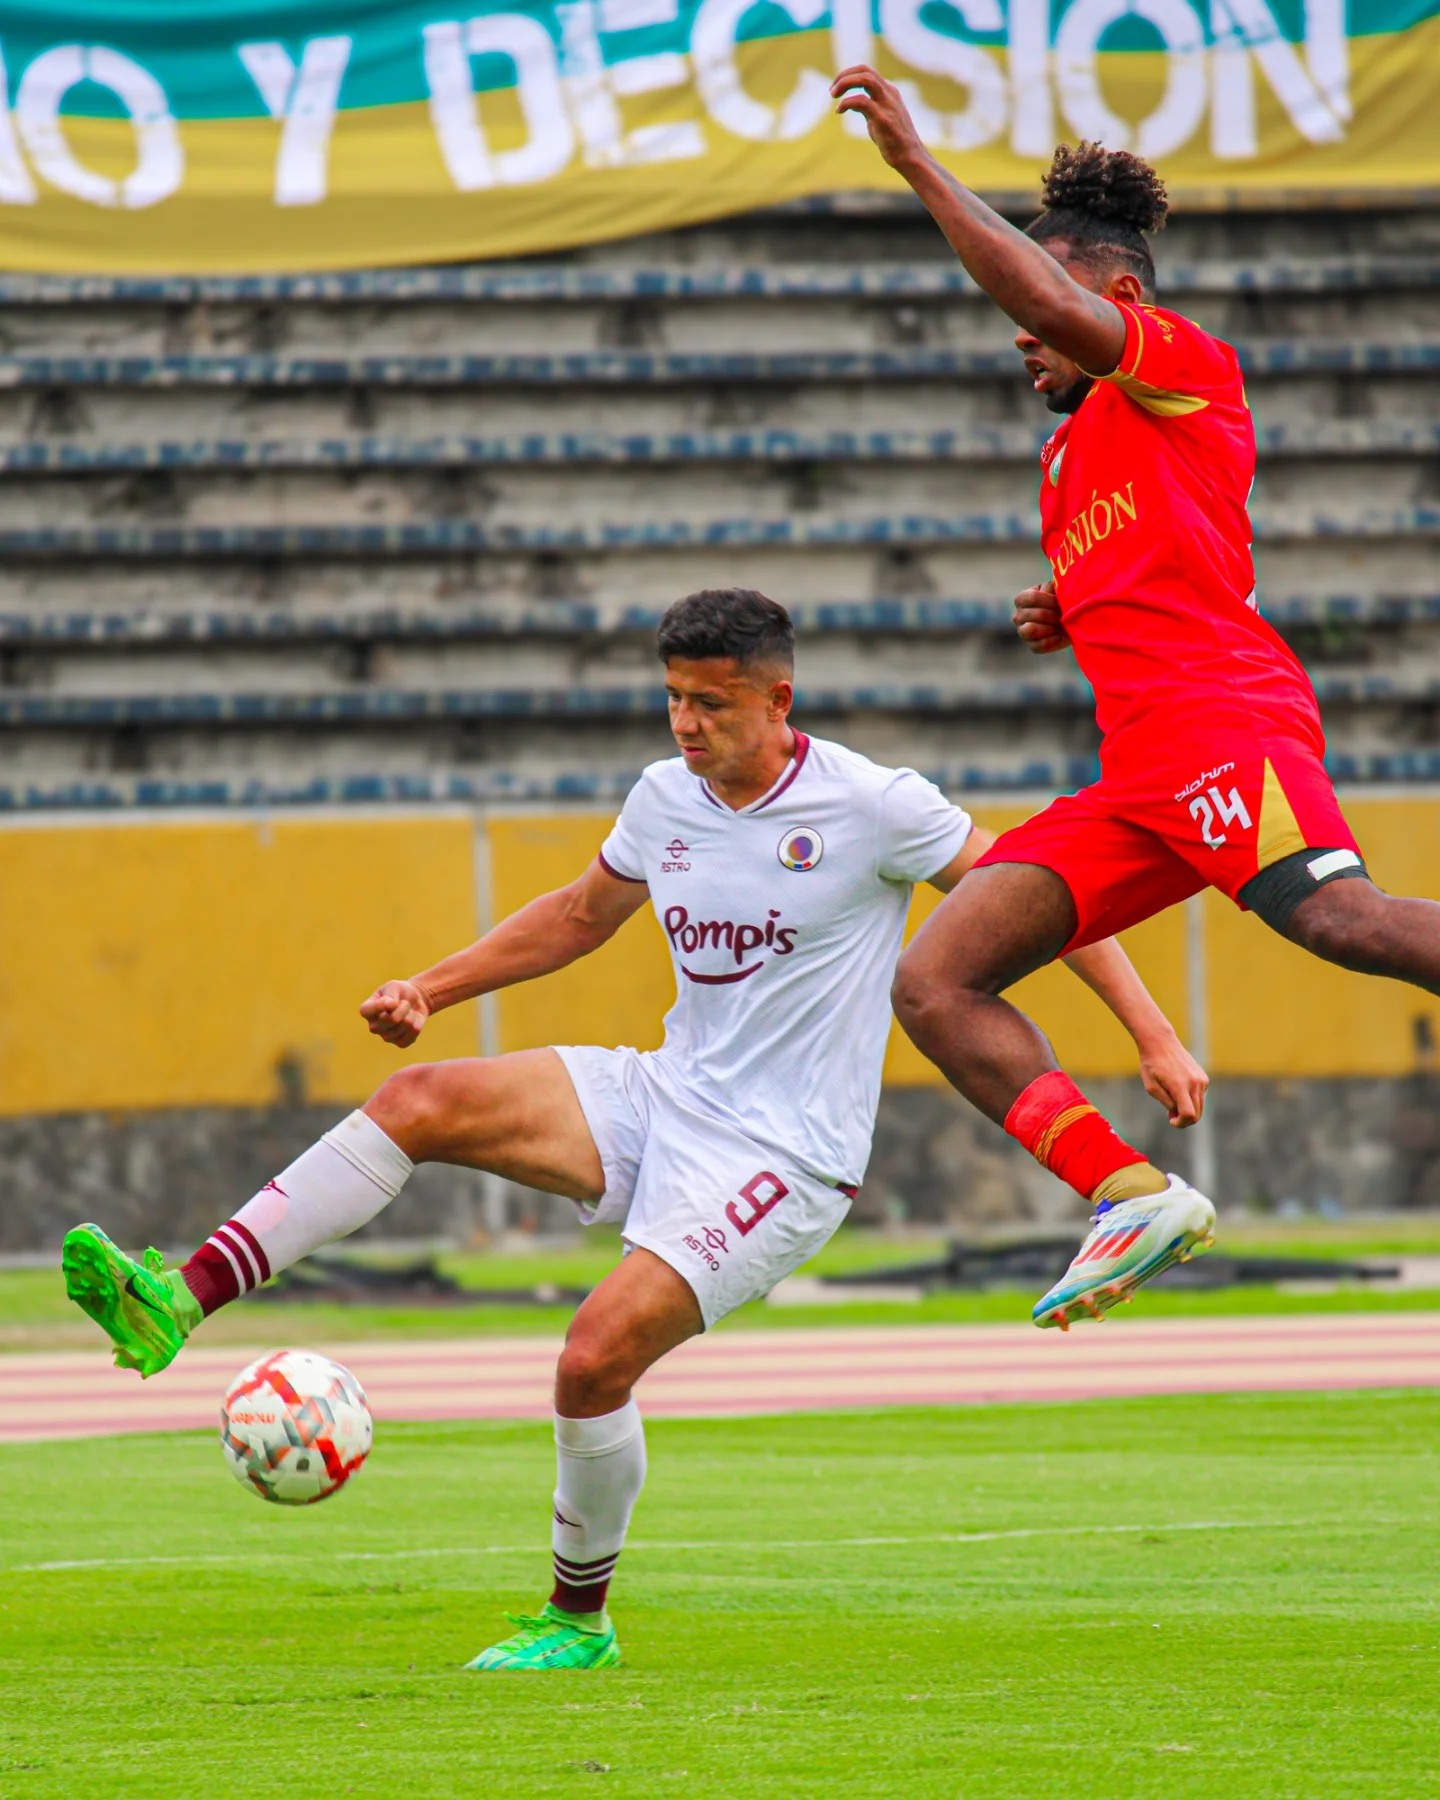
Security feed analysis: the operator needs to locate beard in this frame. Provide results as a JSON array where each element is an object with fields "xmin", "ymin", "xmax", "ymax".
[{"xmin": 1044, "ymin": 373, "xmax": 1095, "ymax": 416}]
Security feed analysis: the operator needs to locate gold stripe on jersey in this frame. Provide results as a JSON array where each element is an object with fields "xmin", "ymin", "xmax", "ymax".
[{"xmin": 1103, "ymin": 371, "xmax": 1210, "ymax": 418}]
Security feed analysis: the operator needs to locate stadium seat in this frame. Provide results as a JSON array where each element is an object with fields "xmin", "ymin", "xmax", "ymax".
[
  {"xmin": 2, "ymin": 341, "xmax": 1436, "ymax": 389},
  {"xmin": 4, "ymin": 418, "xmax": 1434, "ymax": 474},
  {"xmin": 0, "ymin": 214, "xmax": 1434, "ymax": 807}
]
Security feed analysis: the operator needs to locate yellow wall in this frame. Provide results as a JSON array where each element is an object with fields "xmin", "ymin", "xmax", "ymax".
[
  {"xmin": 489, "ymin": 814, "xmax": 670, "ymax": 1058},
  {"xmin": 2, "ymin": 793, "xmax": 1437, "ymax": 1116},
  {"xmin": 488, "ymin": 798, "xmax": 1439, "ymax": 1082},
  {"xmin": 0, "ymin": 814, "xmax": 477, "ymax": 1116}
]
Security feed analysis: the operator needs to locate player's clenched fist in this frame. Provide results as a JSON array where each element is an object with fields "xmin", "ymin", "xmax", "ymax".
[
  {"xmin": 360, "ymin": 978, "xmax": 431, "ymax": 1048},
  {"xmin": 1139, "ymin": 1035, "xmax": 1210, "ymax": 1129},
  {"xmin": 1013, "ymin": 580, "xmax": 1071, "ymax": 655},
  {"xmin": 830, "ymin": 66, "xmax": 924, "ymax": 169}
]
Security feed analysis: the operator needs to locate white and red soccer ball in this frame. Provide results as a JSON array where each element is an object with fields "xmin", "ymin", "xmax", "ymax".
[{"xmin": 220, "ymin": 1349, "xmax": 372, "ymax": 1505}]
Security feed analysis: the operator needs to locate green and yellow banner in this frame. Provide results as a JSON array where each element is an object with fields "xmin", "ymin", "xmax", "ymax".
[{"xmin": 0, "ymin": 0, "xmax": 1434, "ymax": 273}]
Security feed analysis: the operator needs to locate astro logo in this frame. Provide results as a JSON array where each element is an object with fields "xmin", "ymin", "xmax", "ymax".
[
  {"xmin": 778, "ymin": 828, "xmax": 823, "ymax": 872},
  {"xmin": 662, "ymin": 838, "xmax": 691, "ymax": 873}
]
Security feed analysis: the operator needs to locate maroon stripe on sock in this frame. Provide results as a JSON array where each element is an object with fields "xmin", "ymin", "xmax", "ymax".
[
  {"xmin": 180, "ymin": 1240, "xmax": 241, "ymax": 1317},
  {"xmin": 226, "ymin": 1218, "xmax": 271, "ymax": 1284},
  {"xmin": 212, "ymin": 1226, "xmax": 259, "ymax": 1290},
  {"xmin": 550, "ymin": 1554, "xmax": 618, "ymax": 1616},
  {"xmin": 554, "ymin": 1552, "xmax": 618, "ymax": 1579}
]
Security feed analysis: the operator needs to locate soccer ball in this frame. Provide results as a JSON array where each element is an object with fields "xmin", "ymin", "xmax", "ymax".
[{"xmin": 220, "ymin": 1348, "xmax": 372, "ymax": 1505}]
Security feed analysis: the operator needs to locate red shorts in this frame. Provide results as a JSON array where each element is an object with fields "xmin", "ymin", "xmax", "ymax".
[{"xmin": 976, "ymin": 725, "xmax": 1361, "ymax": 952}]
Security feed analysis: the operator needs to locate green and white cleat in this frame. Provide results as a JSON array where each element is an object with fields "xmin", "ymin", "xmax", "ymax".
[
  {"xmin": 465, "ymin": 1603, "xmax": 621, "ymax": 1672},
  {"xmin": 61, "ymin": 1223, "xmax": 201, "ymax": 1377},
  {"xmin": 1033, "ymin": 1176, "xmax": 1217, "ymax": 1331}
]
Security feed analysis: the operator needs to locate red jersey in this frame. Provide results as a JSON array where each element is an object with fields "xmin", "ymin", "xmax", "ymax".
[{"xmin": 1039, "ymin": 301, "xmax": 1319, "ymax": 748}]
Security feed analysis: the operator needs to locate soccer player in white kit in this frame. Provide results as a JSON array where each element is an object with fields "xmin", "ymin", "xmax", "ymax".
[{"xmin": 62, "ymin": 588, "xmax": 1206, "ymax": 1671}]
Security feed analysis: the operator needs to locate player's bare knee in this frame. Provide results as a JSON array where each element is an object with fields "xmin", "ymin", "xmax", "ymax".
[
  {"xmin": 892, "ymin": 945, "xmax": 977, "ymax": 1045},
  {"xmin": 363, "ymin": 1062, "xmax": 459, "ymax": 1161},
  {"xmin": 555, "ymin": 1332, "xmax": 629, "ymax": 1414}
]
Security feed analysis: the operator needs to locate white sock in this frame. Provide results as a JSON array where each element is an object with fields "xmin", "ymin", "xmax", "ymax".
[
  {"xmin": 184, "ymin": 1110, "xmax": 413, "ymax": 1309},
  {"xmin": 550, "ymin": 1399, "xmax": 646, "ymax": 1619}
]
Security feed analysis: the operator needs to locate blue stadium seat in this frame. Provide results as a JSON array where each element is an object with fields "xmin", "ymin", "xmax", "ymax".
[
  {"xmin": 0, "ymin": 676, "xmax": 1100, "ymax": 727},
  {"xmin": 0, "ymin": 758, "xmax": 1102, "ymax": 812},
  {"xmin": 6, "ymin": 419, "xmax": 1435, "ymax": 475},
  {"xmin": 5, "ymin": 666, "xmax": 1440, "ymax": 729},
  {"xmin": 7, "ymin": 743, "xmax": 1440, "ymax": 814},
  {"xmin": 1, "ymin": 238, "xmax": 1434, "ymax": 820},
  {"xmin": 0, "ymin": 508, "xmax": 1432, "ymax": 559},
  {"xmin": 1, "ymin": 342, "xmax": 1435, "ymax": 389},
  {"xmin": 0, "ymin": 257, "xmax": 1433, "ymax": 306},
  {"xmin": 1, "ymin": 593, "xmax": 1435, "ymax": 648}
]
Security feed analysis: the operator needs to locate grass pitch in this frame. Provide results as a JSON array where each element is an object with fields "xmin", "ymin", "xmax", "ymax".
[{"xmin": 3, "ymin": 1393, "xmax": 1439, "ymax": 1798}]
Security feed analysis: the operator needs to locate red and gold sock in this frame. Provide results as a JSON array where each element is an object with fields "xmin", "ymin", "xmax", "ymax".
[{"xmin": 1004, "ymin": 1071, "xmax": 1167, "ymax": 1208}]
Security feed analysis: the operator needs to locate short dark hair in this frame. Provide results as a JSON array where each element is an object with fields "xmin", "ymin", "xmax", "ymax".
[
  {"xmin": 656, "ymin": 588, "xmax": 794, "ymax": 673},
  {"xmin": 1025, "ymin": 140, "xmax": 1168, "ymax": 298}
]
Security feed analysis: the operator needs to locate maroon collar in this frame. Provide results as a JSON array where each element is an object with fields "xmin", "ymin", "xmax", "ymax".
[
  {"xmin": 701, "ymin": 730, "xmax": 811, "ymax": 815},
  {"xmin": 750, "ymin": 730, "xmax": 811, "ymax": 812}
]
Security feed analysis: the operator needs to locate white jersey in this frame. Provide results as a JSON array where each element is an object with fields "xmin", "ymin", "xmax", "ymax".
[{"xmin": 598, "ymin": 731, "xmax": 972, "ymax": 1185}]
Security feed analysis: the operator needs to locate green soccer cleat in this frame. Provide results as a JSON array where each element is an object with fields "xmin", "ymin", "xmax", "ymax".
[
  {"xmin": 61, "ymin": 1223, "xmax": 202, "ymax": 1378},
  {"xmin": 464, "ymin": 1604, "xmax": 621, "ymax": 1672}
]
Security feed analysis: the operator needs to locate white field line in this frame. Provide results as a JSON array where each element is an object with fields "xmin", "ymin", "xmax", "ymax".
[{"xmin": 8, "ymin": 1515, "xmax": 1331, "ymax": 1576}]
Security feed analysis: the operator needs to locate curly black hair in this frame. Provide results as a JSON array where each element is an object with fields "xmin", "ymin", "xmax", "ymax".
[{"xmin": 1026, "ymin": 141, "xmax": 1169, "ymax": 295}]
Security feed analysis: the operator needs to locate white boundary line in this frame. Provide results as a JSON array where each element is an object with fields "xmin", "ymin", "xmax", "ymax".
[{"xmin": 8, "ymin": 1515, "xmax": 1334, "ymax": 1575}]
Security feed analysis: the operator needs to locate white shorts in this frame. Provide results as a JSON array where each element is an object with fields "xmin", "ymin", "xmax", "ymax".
[{"xmin": 554, "ymin": 1044, "xmax": 855, "ymax": 1329}]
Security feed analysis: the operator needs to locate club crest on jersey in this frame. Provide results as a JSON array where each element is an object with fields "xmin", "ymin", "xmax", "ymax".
[{"xmin": 777, "ymin": 828, "xmax": 823, "ymax": 872}]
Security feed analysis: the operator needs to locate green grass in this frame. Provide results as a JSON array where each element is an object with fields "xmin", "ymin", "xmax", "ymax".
[
  {"xmin": 6, "ymin": 1218, "xmax": 1440, "ymax": 1353},
  {"xmin": 2, "ymin": 1393, "xmax": 1439, "ymax": 1797}
]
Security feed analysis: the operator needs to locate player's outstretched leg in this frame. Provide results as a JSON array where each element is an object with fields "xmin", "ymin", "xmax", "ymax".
[
  {"xmin": 1277, "ymin": 871, "xmax": 1440, "ymax": 996},
  {"xmin": 467, "ymin": 1248, "xmax": 701, "ymax": 1672},
  {"xmin": 891, "ymin": 862, "xmax": 1214, "ymax": 1329},
  {"xmin": 62, "ymin": 1051, "xmax": 604, "ymax": 1377},
  {"xmin": 62, "ymin": 1107, "xmax": 413, "ymax": 1378}
]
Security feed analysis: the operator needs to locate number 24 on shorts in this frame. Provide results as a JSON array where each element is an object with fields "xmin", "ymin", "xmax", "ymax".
[{"xmin": 1188, "ymin": 783, "xmax": 1252, "ymax": 850}]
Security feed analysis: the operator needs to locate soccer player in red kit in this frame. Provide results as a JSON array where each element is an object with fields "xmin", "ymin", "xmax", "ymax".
[{"xmin": 835, "ymin": 67, "xmax": 1440, "ymax": 1329}]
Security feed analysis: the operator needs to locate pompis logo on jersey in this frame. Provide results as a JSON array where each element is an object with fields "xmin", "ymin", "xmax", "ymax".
[{"xmin": 662, "ymin": 906, "xmax": 797, "ymax": 986}]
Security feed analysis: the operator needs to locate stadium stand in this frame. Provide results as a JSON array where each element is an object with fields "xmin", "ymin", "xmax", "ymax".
[{"xmin": 0, "ymin": 197, "xmax": 1436, "ymax": 813}]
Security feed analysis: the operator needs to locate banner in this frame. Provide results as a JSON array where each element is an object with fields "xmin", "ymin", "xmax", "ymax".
[{"xmin": 0, "ymin": 0, "xmax": 1434, "ymax": 273}]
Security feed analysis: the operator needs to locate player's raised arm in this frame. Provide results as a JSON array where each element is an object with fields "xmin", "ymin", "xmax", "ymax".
[
  {"xmin": 830, "ymin": 66, "xmax": 1128, "ymax": 373},
  {"xmin": 361, "ymin": 857, "xmax": 649, "ymax": 1048}
]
